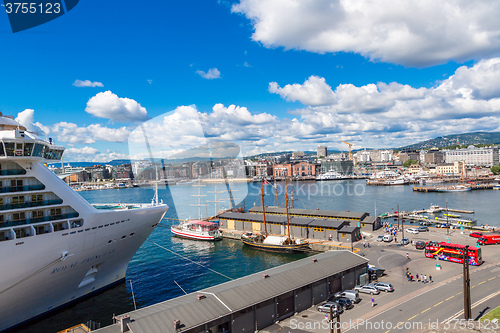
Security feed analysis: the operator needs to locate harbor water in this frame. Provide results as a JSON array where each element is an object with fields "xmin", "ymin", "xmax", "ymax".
[{"xmin": 13, "ymin": 180, "xmax": 500, "ymax": 333}]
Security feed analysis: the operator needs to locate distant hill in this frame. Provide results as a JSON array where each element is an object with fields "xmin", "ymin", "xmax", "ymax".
[
  {"xmin": 49, "ymin": 159, "xmax": 132, "ymax": 167},
  {"xmin": 400, "ymin": 132, "xmax": 500, "ymax": 150}
]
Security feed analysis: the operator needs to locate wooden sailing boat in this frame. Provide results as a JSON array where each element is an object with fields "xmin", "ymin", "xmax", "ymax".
[
  {"xmin": 241, "ymin": 177, "xmax": 309, "ymax": 253},
  {"xmin": 171, "ymin": 181, "xmax": 223, "ymax": 241}
]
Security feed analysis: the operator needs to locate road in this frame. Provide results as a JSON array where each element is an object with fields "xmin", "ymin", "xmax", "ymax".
[{"xmin": 262, "ymin": 227, "xmax": 500, "ymax": 333}]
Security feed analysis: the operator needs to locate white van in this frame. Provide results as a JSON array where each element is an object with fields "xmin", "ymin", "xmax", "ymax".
[
  {"xmin": 383, "ymin": 234, "xmax": 393, "ymax": 242},
  {"xmin": 333, "ymin": 290, "xmax": 361, "ymax": 303}
]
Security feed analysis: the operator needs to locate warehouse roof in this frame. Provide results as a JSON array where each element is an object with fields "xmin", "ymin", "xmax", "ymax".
[
  {"xmin": 248, "ymin": 206, "xmax": 367, "ymax": 220},
  {"xmin": 94, "ymin": 251, "xmax": 368, "ymax": 333}
]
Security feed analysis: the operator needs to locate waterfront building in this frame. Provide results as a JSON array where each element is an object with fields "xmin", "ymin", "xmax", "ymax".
[
  {"xmin": 424, "ymin": 149, "xmax": 444, "ymax": 164},
  {"xmin": 95, "ymin": 251, "xmax": 368, "ymax": 333},
  {"xmin": 435, "ymin": 161, "xmax": 465, "ymax": 176},
  {"xmin": 273, "ymin": 161, "xmax": 316, "ymax": 178},
  {"xmin": 317, "ymin": 146, "xmax": 327, "ymax": 158},
  {"xmin": 320, "ymin": 160, "xmax": 354, "ymax": 175},
  {"xmin": 398, "ymin": 149, "xmax": 420, "ymax": 163},
  {"xmin": 444, "ymin": 145, "xmax": 499, "ymax": 167}
]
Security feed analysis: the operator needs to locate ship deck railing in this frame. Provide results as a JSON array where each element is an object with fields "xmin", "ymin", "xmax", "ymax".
[
  {"xmin": 0, "ymin": 199, "xmax": 63, "ymax": 211},
  {"xmin": 0, "ymin": 212, "xmax": 79, "ymax": 228},
  {"xmin": 0, "ymin": 184, "xmax": 45, "ymax": 193}
]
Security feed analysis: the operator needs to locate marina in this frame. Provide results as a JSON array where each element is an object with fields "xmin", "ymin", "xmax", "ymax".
[{"xmin": 9, "ymin": 179, "xmax": 500, "ymax": 333}]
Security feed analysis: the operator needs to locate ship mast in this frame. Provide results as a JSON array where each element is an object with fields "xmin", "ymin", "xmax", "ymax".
[
  {"xmin": 260, "ymin": 176, "xmax": 268, "ymax": 235},
  {"xmin": 207, "ymin": 185, "xmax": 226, "ymax": 217},
  {"xmin": 274, "ymin": 178, "xmax": 279, "ymax": 207},
  {"xmin": 191, "ymin": 181, "xmax": 206, "ymax": 220},
  {"xmin": 284, "ymin": 176, "xmax": 291, "ymax": 241}
]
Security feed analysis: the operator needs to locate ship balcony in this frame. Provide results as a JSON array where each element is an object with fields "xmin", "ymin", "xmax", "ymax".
[
  {"xmin": 0, "ymin": 212, "xmax": 79, "ymax": 228},
  {"xmin": 0, "ymin": 199, "xmax": 63, "ymax": 211},
  {"xmin": 0, "ymin": 184, "xmax": 45, "ymax": 193},
  {"xmin": 0, "ymin": 169, "xmax": 26, "ymax": 176}
]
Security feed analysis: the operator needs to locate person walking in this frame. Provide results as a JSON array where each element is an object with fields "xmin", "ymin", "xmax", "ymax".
[
  {"xmin": 371, "ymin": 297, "xmax": 375, "ymax": 307},
  {"xmin": 429, "ymin": 275, "xmax": 433, "ymax": 283},
  {"xmin": 406, "ymin": 252, "xmax": 409, "ymax": 259},
  {"xmin": 416, "ymin": 273, "xmax": 420, "ymax": 282}
]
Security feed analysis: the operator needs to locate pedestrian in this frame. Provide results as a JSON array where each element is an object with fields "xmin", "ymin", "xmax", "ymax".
[
  {"xmin": 429, "ymin": 275, "xmax": 433, "ymax": 283},
  {"xmin": 410, "ymin": 275, "xmax": 413, "ymax": 281},
  {"xmin": 371, "ymin": 297, "xmax": 375, "ymax": 307},
  {"xmin": 416, "ymin": 274, "xmax": 420, "ymax": 282},
  {"xmin": 367, "ymin": 242, "xmax": 370, "ymax": 248},
  {"xmin": 406, "ymin": 252, "xmax": 409, "ymax": 259},
  {"xmin": 363, "ymin": 241, "xmax": 366, "ymax": 248}
]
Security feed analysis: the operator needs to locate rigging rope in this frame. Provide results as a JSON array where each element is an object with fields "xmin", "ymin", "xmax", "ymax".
[
  {"xmin": 141, "ymin": 246, "xmax": 188, "ymax": 295},
  {"xmin": 147, "ymin": 240, "xmax": 234, "ymax": 281}
]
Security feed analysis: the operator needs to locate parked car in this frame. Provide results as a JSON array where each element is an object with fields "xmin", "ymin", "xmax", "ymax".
[
  {"xmin": 415, "ymin": 240, "xmax": 426, "ymax": 249},
  {"xmin": 407, "ymin": 228, "xmax": 419, "ymax": 234},
  {"xmin": 400, "ymin": 237, "xmax": 410, "ymax": 245},
  {"xmin": 477, "ymin": 234, "xmax": 500, "ymax": 245},
  {"xmin": 469, "ymin": 232, "xmax": 484, "ymax": 238},
  {"xmin": 377, "ymin": 235, "xmax": 385, "ymax": 242},
  {"xmin": 316, "ymin": 301, "xmax": 343, "ymax": 314},
  {"xmin": 417, "ymin": 226, "xmax": 429, "ymax": 232},
  {"xmin": 333, "ymin": 290, "xmax": 361, "ymax": 303},
  {"xmin": 383, "ymin": 234, "xmax": 393, "ymax": 242},
  {"xmin": 374, "ymin": 282, "xmax": 394, "ymax": 292},
  {"xmin": 436, "ymin": 223, "xmax": 449, "ymax": 228},
  {"xmin": 328, "ymin": 296, "xmax": 354, "ymax": 310},
  {"xmin": 354, "ymin": 285, "xmax": 380, "ymax": 295}
]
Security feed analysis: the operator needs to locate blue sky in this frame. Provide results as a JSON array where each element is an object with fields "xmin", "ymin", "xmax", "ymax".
[{"xmin": 2, "ymin": 0, "xmax": 500, "ymax": 162}]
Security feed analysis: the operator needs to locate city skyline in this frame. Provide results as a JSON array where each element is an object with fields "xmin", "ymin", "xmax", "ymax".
[{"xmin": 2, "ymin": 1, "xmax": 500, "ymax": 161}]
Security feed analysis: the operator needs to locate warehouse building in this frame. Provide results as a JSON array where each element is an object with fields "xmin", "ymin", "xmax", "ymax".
[
  {"xmin": 95, "ymin": 251, "xmax": 369, "ymax": 333},
  {"xmin": 247, "ymin": 207, "xmax": 381, "ymax": 232},
  {"xmin": 218, "ymin": 211, "xmax": 362, "ymax": 242}
]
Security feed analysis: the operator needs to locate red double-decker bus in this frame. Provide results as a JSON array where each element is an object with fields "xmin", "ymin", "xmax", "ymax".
[{"xmin": 424, "ymin": 241, "xmax": 483, "ymax": 266}]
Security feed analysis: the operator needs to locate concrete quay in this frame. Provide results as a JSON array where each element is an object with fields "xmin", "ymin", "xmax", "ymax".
[{"xmin": 259, "ymin": 227, "xmax": 500, "ymax": 333}]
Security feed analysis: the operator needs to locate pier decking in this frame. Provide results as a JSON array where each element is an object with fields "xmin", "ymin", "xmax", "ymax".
[{"xmin": 413, "ymin": 184, "xmax": 495, "ymax": 192}]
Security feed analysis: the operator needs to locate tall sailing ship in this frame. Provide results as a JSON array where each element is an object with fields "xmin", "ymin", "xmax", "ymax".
[
  {"xmin": 241, "ymin": 178, "xmax": 309, "ymax": 253},
  {"xmin": 0, "ymin": 114, "xmax": 168, "ymax": 332}
]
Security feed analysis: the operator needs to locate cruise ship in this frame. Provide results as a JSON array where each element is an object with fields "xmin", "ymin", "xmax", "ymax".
[{"xmin": 0, "ymin": 114, "xmax": 168, "ymax": 332}]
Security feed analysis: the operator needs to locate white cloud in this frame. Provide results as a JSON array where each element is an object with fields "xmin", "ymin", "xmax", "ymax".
[
  {"xmin": 263, "ymin": 58, "xmax": 500, "ymax": 149},
  {"xmin": 232, "ymin": 0, "xmax": 500, "ymax": 67},
  {"xmin": 63, "ymin": 146, "xmax": 129, "ymax": 162},
  {"xmin": 196, "ymin": 68, "xmax": 221, "ymax": 79},
  {"xmin": 51, "ymin": 122, "xmax": 130, "ymax": 144},
  {"xmin": 85, "ymin": 91, "xmax": 148, "ymax": 122},
  {"xmin": 269, "ymin": 76, "xmax": 337, "ymax": 106},
  {"xmin": 15, "ymin": 109, "xmax": 48, "ymax": 135},
  {"xmin": 73, "ymin": 80, "xmax": 104, "ymax": 88}
]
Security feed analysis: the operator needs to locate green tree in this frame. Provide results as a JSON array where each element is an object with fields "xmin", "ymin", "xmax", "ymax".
[
  {"xmin": 491, "ymin": 163, "xmax": 500, "ymax": 175},
  {"xmin": 403, "ymin": 159, "xmax": 418, "ymax": 168}
]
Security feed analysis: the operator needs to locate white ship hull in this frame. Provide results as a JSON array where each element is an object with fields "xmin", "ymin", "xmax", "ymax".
[
  {"xmin": 0, "ymin": 119, "xmax": 168, "ymax": 332},
  {"xmin": 0, "ymin": 204, "xmax": 167, "ymax": 332},
  {"xmin": 171, "ymin": 225, "xmax": 222, "ymax": 241}
]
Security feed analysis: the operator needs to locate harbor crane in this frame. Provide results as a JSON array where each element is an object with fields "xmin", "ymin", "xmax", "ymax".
[{"xmin": 341, "ymin": 140, "xmax": 354, "ymax": 160}]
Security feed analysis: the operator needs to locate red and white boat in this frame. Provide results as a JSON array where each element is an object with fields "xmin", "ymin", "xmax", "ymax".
[{"xmin": 171, "ymin": 220, "xmax": 223, "ymax": 241}]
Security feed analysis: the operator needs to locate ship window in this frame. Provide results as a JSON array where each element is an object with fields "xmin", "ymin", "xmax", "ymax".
[
  {"xmin": 33, "ymin": 210, "xmax": 44, "ymax": 218},
  {"xmin": 4, "ymin": 143, "xmax": 15, "ymax": 156},
  {"xmin": 23, "ymin": 143, "xmax": 33, "ymax": 156},
  {"xmin": 50, "ymin": 208, "xmax": 62, "ymax": 216},
  {"xmin": 0, "ymin": 198, "xmax": 3, "ymax": 205},
  {"xmin": 13, "ymin": 212, "xmax": 26, "ymax": 221},
  {"xmin": 31, "ymin": 194, "xmax": 43, "ymax": 202},
  {"xmin": 0, "ymin": 143, "xmax": 4, "ymax": 156},
  {"xmin": 12, "ymin": 179, "xmax": 22, "ymax": 189},
  {"xmin": 12, "ymin": 196, "xmax": 25, "ymax": 204},
  {"xmin": 32, "ymin": 143, "xmax": 44, "ymax": 157},
  {"xmin": 71, "ymin": 219, "xmax": 83, "ymax": 228}
]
